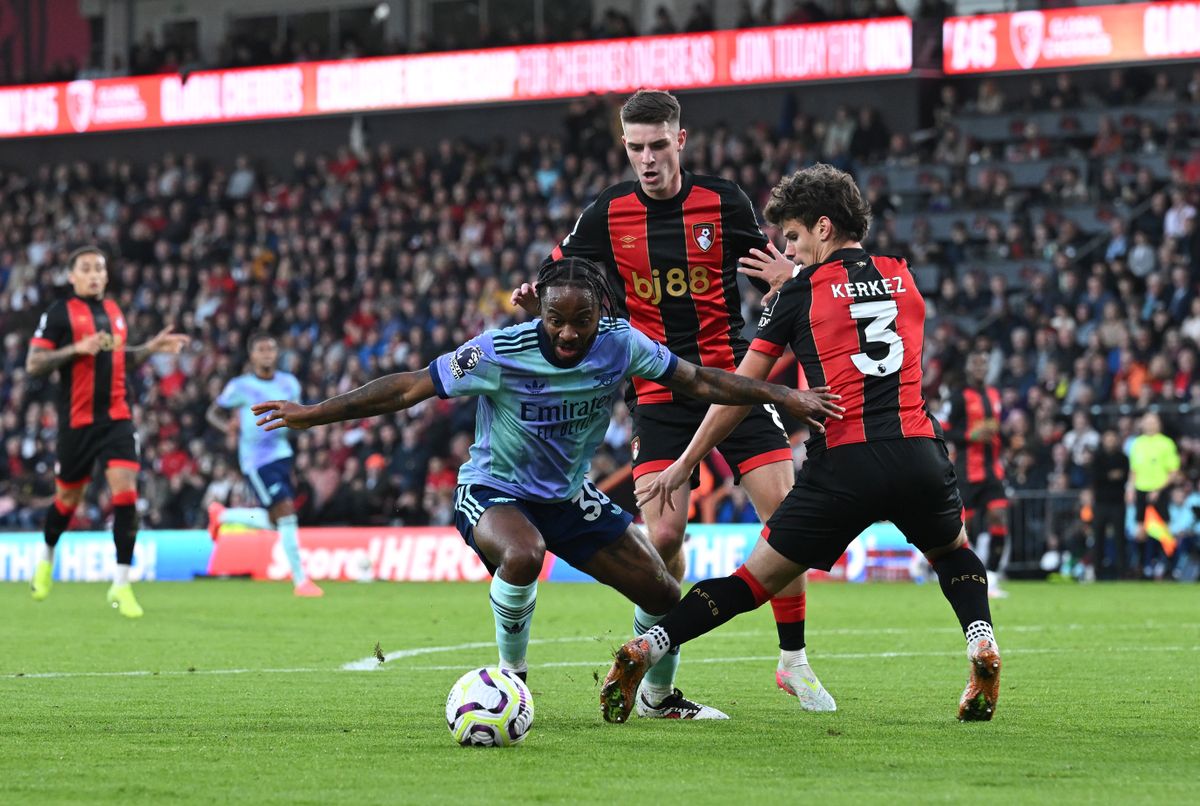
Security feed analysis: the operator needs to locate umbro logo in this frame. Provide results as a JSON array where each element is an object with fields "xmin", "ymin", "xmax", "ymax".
[
  {"xmin": 525, "ymin": 380, "xmax": 547, "ymax": 394},
  {"xmin": 620, "ymin": 235, "xmax": 637, "ymax": 249},
  {"xmin": 502, "ymin": 621, "xmax": 526, "ymax": 635}
]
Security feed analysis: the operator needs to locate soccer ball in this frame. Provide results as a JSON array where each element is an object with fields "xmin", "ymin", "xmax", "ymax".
[{"xmin": 445, "ymin": 667, "xmax": 534, "ymax": 746}]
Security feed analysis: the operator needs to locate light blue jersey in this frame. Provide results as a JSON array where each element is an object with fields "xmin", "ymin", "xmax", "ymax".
[
  {"xmin": 430, "ymin": 318, "xmax": 678, "ymax": 502},
  {"xmin": 217, "ymin": 371, "xmax": 302, "ymax": 472}
]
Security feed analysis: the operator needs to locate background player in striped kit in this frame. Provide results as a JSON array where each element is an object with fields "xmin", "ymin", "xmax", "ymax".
[
  {"xmin": 943, "ymin": 350, "xmax": 1011, "ymax": 598},
  {"xmin": 255, "ymin": 258, "xmax": 842, "ymax": 718},
  {"xmin": 26, "ymin": 246, "xmax": 189, "ymax": 617},
  {"xmin": 604, "ymin": 166, "xmax": 1000, "ymax": 724},
  {"xmin": 207, "ymin": 333, "xmax": 322, "ymax": 597},
  {"xmin": 513, "ymin": 89, "xmax": 835, "ymax": 713}
]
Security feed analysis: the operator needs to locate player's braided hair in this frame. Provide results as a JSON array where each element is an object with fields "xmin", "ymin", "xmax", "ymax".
[{"xmin": 536, "ymin": 257, "xmax": 617, "ymax": 320}]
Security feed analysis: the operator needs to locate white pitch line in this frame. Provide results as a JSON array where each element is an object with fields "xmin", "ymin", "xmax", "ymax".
[
  {"xmin": 339, "ymin": 621, "xmax": 1200, "ymax": 671},
  {"xmin": 8, "ymin": 622, "xmax": 1198, "ymax": 681},
  {"xmin": 7, "ymin": 667, "xmax": 327, "ymax": 680},
  {"xmin": 379, "ymin": 644, "xmax": 1200, "ymax": 673},
  {"xmin": 14, "ymin": 644, "xmax": 1197, "ymax": 682}
]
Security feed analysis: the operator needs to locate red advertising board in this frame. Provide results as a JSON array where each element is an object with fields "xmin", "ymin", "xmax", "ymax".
[
  {"xmin": 207, "ymin": 527, "xmax": 559, "ymax": 583},
  {"xmin": 944, "ymin": 1, "xmax": 1200, "ymax": 74},
  {"xmin": 0, "ymin": 18, "xmax": 911, "ymax": 139}
]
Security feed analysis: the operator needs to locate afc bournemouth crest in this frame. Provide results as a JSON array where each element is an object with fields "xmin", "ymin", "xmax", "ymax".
[
  {"xmin": 692, "ymin": 223, "xmax": 715, "ymax": 252},
  {"xmin": 631, "ymin": 436, "xmax": 640, "ymax": 461}
]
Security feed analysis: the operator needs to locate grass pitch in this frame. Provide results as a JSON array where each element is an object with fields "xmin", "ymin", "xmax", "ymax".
[{"xmin": 2, "ymin": 579, "xmax": 1196, "ymax": 804}]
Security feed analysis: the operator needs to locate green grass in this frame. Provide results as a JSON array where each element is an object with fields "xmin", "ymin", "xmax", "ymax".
[{"xmin": 2, "ymin": 580, "xmax": 1197, "ymax": 804}]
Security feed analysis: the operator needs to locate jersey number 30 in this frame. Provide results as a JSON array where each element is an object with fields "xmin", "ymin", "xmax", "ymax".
[{"xmin": 849, "ymin": 300, "xmax": 903, "ymax": 377}]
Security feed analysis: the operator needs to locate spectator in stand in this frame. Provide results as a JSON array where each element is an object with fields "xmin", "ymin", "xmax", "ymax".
[
  {"xmin": 651, "ymin": 5, "xmax": 678, "ymax": 34},
  {"xmin": 1091, "ymin": 429, "xmax": 1131, "ymax": 578},
  {"xmin": 683, "ymin": 3, "xmax": 716, "ymax": 32}
]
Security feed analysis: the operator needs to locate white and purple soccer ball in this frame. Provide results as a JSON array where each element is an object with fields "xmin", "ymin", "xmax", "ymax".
[{"xmin": 445, "ymin": 667, "xmax": 534, "ymax": 747}]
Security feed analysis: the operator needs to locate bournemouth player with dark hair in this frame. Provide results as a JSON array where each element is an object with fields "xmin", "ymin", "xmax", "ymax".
[
  {"xmin": 601, "ymin": 165, "xmax": 1002, "ymax": 724},
  {"xmin": 26, "ymin": 246, "xmax": 189, "ymax": 617},
  {"xmin": 513, "ymin": 89, "xmax": 835, "ymax": 715},
  {"xmin": 943, "ymin": 350, "xmax": 1010, "ymax": 598}
]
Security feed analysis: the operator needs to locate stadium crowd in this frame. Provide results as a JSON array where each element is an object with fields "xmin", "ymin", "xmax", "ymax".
[{"xmin": 1, "ymin": 67, "xmax": 1198, "ymax": 579}]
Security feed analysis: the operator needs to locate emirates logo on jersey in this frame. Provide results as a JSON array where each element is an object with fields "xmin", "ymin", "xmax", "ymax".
[{"xmin": 692, "ymin": 223, "xmax": 714, "ymax": 252}]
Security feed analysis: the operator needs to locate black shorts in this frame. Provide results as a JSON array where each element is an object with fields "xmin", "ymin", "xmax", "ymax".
[
  {"xmin": 55, "ymin": 420, "xmax": 140, "ymax": 487},
  {"xmin": 630, "ymin": 402, "xmax": 792, "ymax": 486},
  {"xmin": 763, "ymin": 437, "xmax": 964, "ymax": 571},
  {"xmin": 960, "ymin": 476, "xmax": 1008, "ymax": 518},
  {"xmin": 1134, "ymin": 489, "xmax": 1169, "ymax": 522}
]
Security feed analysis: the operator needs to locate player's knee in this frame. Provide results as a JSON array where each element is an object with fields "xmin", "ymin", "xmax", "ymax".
[
  {"xmin": 925, "ymin": 530, "xmax": 968, "ymax": 562},
  {"xmin": 498, "ymin": 545, "xmax": 545, "ymax": 586},
  {"xmin": 56, "ymin": 488, "xmax": 83, "ymax": 508},
  {"xmin": 645, "ymin": 519, "xmax": 686, "ymax": 558}
]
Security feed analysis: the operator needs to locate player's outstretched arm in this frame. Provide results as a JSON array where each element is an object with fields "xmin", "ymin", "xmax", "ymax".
[
  {"xmin": 26, "ymin": 337, "xmax": 94, "ymax": 376},
  {"xmin": 252, "ymin": 369, "xmax": 437, "ymax": 431},
  {"xmin": 126, "ymin": 327, "xmax": 190, "ymax": 365},
  {"xmin": 665, "ymin": 358, "xmax": 843, "ymax": 424}
]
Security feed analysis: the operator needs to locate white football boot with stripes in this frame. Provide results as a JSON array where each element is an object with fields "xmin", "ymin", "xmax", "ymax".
[
  {"xmin": 635, "ymin": 683, "xmax": 729, "ymax": 720},
  {"xmin": 775, "ymin": 660, "xmax": 837, "ymax": 712}
]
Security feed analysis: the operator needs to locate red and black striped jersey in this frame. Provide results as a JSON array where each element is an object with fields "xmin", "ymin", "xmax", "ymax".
[
  {"xmin": 943, "ymin": 386, "xmax": 1005, "ymax": 484},
  {"xmin": 31, "ymin": 294, "xmax": 132, "ymax": 430},
  {"xmin": 750, "ymin": 248, "xmax": 939, "ymax": 455},
  {"xmin": 548, "ymin": 170, "xmax": 768, "ymax": 410}
]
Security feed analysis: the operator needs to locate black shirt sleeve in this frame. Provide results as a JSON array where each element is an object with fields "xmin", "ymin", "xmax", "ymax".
[
  {"xmin": 31, "ymin": 303, "xmax": 68, "ymax": 350},
  {"xmin": 749, "ymin": 281, "xmax": 801, "ymax": 356},
  {"xmin": 543, "ymin": 198, "xmax": 610, "ymax": 267},
  {"xmin": 724, "ymin": 185, "xmax": 771, "ymax": 293}
]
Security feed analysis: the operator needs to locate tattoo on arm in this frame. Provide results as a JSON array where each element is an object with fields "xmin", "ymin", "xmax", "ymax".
[
  {"xmin": 674, "ymin": 366, "xmax": 786, "ymax": 406},
  {"xmin": 25, "ymin": 345, "xmax": 76, "ymax": 377},
  {"xmin": 311, "ymin": 371, "xmax": 433, "ymax": 425},
  {"xmin": 125, "ymin": 343, "xmax": 156, "ymax": 366}
]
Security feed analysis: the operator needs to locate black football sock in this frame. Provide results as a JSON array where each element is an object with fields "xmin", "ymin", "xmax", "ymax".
[
  {"xmin": 43, "ymin": 500, "xmax": 74, "ymax": 549},
  {"xmin": 647, "ymin": 567, "xmax": 769, "ymax": 653},
  {"xmin": 932, "ymin": 546, "xmax": 992, "ymax": 634},
  {"xmin": 112, "ymin": 503, "xmax": 138, "ymax": 566}
]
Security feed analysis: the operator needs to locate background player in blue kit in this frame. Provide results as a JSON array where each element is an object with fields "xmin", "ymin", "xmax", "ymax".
[
  {"xmin": 207, "ymin": 333, "xmax": 323, "ymax": 597},
  {"xmin": 253, "ymin": 258, "xmax": 841, "ymax": 718}
]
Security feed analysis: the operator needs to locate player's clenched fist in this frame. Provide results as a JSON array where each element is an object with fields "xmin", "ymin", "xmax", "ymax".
[{"xmin": 252, "ymin": 400, "xmax": 317, "ymax": 431}]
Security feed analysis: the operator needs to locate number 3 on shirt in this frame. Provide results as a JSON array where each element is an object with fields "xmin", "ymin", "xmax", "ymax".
[{"xmin": 849, "ymin": 300, "xmax": 903, "ymax": 377}]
